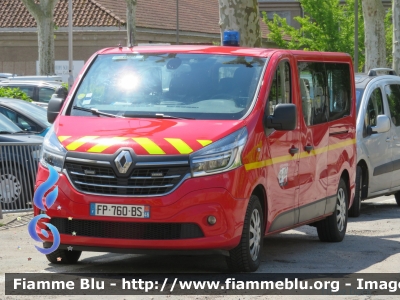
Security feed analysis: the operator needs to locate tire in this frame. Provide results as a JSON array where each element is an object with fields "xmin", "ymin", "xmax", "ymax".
[
  {"xmin": 349, "ymin": 166, "xmax": 362, "ymax": 217},
  {"xmin": 317, "ymin": 178, "xmax": 348, "ymax": 242},
  {"xmin": 395, "ymin": 191, "xmax": 400, "ymax": 206},
  {"xmin": 45, "ymin": 247, "xmax": 82, "ymax": 264},
  {"xmin": 226, "ymin": 195, "xmax": 263, "ymax": 272},
  {"xmin": 0, "ymin": 166, "xmax": 26, "ymax": 210}
]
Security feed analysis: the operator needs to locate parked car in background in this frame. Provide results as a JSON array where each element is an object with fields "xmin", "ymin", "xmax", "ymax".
[
  {"xmin": 0, "ymin": 73, "xmax": 18, "ymax": 81},
  {"xmin": 6, "ymin": 75, "xmax": 62, "ymax": 82},
  {"xmin": 0, "ymin": 113, "xmax": 43, "ymax": 211},
  {"xmin": 0, "ymin": 98, "xmax": 51, "ymax": 136},
  {"xmin": 352, "ymin": 68, "xmax": 400, "ymax": 217},
  {"xmin": 0, "ymin": 80, "xmax": 63, "ymax": 108}
]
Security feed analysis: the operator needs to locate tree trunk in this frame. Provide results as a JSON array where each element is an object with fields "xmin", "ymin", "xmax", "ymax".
[
  {"xmin": 126, "ymin": 0, "xmax": 137, "ymax": 46},
  {"xmin": 362, "ymin": 0, "xmax": 386, "ymax": 71},
  {"xmin": 21, "ymin": 0, "xmax": 58, "ymax": 75},
  {"xmin": 38, "ymin": 16, "xmax": 55, "ymax": 75},
  {"xmin": 218, "ymin": 0, "xmax": 261, "ymax": 47},
  {"xmin": 393, "ymin": 0, "xmax": 400, "ymax": 74}
]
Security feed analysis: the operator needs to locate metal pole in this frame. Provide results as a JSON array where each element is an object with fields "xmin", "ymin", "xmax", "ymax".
[
  {"xmin": 68, "ymin": 0, "xmax": 74, "ymax": 88},
  {"xmin": 176, "ymin": 0, "xmax": 179, "ymax": 44},
  {"xmin": 354, "ymin": 0, "xmax": 359, "ymax": 72}
]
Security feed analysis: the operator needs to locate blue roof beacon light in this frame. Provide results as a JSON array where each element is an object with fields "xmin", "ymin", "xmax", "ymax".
[{"xmin": 223, "ymin": 30, "xmax": 240, "ymax": 46}]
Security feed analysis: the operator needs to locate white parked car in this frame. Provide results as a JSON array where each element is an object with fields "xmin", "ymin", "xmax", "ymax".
[{"xmin": 353, "ymin": 68, "xmax": 400, "ymax": 217}]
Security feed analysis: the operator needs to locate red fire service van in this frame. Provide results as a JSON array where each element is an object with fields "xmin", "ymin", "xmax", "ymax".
[{"xmin": 36, "ymin": 45, "xmax": 356, "ymax": 272}]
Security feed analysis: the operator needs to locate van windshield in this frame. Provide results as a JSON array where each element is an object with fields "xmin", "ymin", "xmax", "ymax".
[{"xmin": 70, "ymin": 53, "xmax": 266, "ymax": 120}]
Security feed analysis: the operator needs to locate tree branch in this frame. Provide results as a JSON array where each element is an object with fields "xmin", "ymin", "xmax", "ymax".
[{"xmin": 21, "ymin": 0, "xmax": 43, "ymax": 20}]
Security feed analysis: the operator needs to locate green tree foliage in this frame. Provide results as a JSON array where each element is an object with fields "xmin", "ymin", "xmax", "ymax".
[
  {"xmin": 264, "ymin": 0, "xmax": 365, "ymax": 70},
  {"xmin": 0, "ymin": 87, "xmax": 33, "ymax": 102},
  {"xmin": 385, "ymin": 8, "xmax": 393, "ymax": 67}
]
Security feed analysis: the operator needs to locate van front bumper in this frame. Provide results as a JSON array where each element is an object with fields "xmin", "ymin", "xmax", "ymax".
[{"xmin": 34, "ymin": 164, "xmax": 249, "ymax": 252}]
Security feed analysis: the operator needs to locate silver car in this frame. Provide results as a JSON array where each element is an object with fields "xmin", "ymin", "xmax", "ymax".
[{"xmin": 353, "ymin": 68, "xmax": 400, "ymax": 217}]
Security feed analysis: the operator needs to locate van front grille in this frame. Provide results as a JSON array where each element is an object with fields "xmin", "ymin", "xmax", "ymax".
[{"xmin": 65, "ymin": 162, "xmax": 189, "ymax": 196}]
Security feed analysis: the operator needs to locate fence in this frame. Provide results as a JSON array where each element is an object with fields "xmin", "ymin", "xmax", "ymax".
[{"xmin": 0, "ymin": 142, "xmax": 42, "ymax": 213}]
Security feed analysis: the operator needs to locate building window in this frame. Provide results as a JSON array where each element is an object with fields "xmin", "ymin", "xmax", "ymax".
[{"xmin": 261, "ymin": 11, "xmax": 291, "ymax": 25}]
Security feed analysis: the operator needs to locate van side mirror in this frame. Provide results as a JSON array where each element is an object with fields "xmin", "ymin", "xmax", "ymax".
[
  {"xmin": 264, "ymin": 104, "xmax": 297, "ymax": 131},
  {"xmin": 367, "ymin": 114, "xmax": 390, "ymax": 135},
  {"xmin": 47, "ymin": 86, "xmax": 68, "ymax": 123}
]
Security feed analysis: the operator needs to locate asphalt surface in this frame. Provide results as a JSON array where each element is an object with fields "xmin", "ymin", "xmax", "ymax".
[{"xmin": 0, "ymin": 195, "xmax": 399, "ymax": 300}]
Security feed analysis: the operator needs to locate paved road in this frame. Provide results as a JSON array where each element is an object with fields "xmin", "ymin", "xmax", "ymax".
[{"xmin": 1, "ymin": 196, "xmax": 399, "ymax": 299}]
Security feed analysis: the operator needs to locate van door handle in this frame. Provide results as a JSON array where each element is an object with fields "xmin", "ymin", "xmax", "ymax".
[
  {"xmin": 304, "ymin": 145, "xmax": 314, "ymax": 153},
  {"xmin": 289, "ymin": 147, "xmax": 299, "ymax": 155}
]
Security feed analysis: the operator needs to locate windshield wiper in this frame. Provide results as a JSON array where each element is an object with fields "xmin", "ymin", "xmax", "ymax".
[
  {"xmin": 123, "ymin": 113, "xmax": 193, "ymax": 120},
  {"xmin": 73, "ymin": 106, "xmax": 125, "ymax": 118},
  {"xmin": 13, "ymin": 131, "xmax": 38, "ymax": 134},
  {"xmin": 155, "ymin": 114, "xmax": 194, "ymax": 120}
]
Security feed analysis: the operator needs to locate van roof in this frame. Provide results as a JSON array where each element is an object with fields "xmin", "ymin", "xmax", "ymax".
[{"xmin": 95, "ymin": 45, "xmax": 352, "ymax": 60}]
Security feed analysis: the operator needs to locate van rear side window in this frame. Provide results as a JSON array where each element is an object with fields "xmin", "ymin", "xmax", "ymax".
[{"xmin": 298, "ymin": 62, "xmax": 351, "ymax": 126}]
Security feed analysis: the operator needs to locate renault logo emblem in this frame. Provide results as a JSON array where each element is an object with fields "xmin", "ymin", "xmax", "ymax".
[{"xmin": 114, "ymin": 151, "xmax": 132, "ymax": 174}]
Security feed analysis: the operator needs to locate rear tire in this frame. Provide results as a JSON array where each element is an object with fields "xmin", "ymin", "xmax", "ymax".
[
  {"xmin": 317, "ymin": 178, "xmax": 348, "ymax": 242},
  {"xmin": 349, "ymin": 166, "xmax": 362, "ymax": 217},
  {"xmin": 395, "ymin": 191, "xmax": 400, "ymax": 206},
  {"xmin": 45, "ymin": 248, "xmax": 82, "ymax": 264},
  {"xmin": 226, "ymin": 195, "xmax": 263, "ymax": 272}
]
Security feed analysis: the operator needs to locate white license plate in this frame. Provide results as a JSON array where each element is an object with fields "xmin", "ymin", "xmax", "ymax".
[{"xmin": 90, "ymin": 203, "xmax": 150, "ymax": 218}]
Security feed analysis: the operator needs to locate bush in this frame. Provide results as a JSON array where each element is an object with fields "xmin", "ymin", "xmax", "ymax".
[{"xmin": 0, "ymin": 87, "xmax": 33, "ymax": 102}]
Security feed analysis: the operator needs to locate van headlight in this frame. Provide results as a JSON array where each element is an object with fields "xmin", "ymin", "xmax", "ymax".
[
  {"xmin": 190, "ymin": 127, "xmax": 248, "ymax": 177},
  {"xmin": 39, "ymin": 126, "xmax": 67, "ymax": 172}
]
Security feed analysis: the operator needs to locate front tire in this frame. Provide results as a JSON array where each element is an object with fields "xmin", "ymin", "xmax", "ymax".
[
  {"xmin": 45, "ymin": 248, "xmax": 82, "ymax": 264},
  {"xmin": 349, "ymin": 166, "xmax": 362, "ymax": 217},
  {"xmin": 226, "ymin": 195, "xmax": 263, "ymax": 272},
  {"xmin": 317, "ymin": 178, "xmax": 348, "ymax": 242}
]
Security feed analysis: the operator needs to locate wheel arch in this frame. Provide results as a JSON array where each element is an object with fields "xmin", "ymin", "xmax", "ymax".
[
  {"xmin": 251, "ymin": 184, "xmax": 267, "ymax": 229},
  {"xmin": 340, "ymin": 169, "xmax": 350, "ymax": 208},
  {"xmin": 357, "ymin": 159, "xmax": 369, "ymax": 199}
]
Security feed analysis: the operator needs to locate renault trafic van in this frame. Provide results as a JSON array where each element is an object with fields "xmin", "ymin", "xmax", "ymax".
[{"xmin": 34, "ymin": 46, "xmax": 356, "ymax": 272}]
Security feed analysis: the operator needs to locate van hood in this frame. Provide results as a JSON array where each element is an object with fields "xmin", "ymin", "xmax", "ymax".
[{"xmin": 54, "ymin": 116, "xmax": 245, "ymax": 155}]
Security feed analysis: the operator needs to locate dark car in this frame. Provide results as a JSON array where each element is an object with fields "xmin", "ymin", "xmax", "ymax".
[
  {"xmin": 0, "ymin": 98, "xmax": 51, "ymax": 136},
  {"xmin": 0, "ymin": 113, "xmax": 43, "ymax": 211},
  {"xmin": 0, "ymin": 80, "xmax": 62, "ymax": 108}
]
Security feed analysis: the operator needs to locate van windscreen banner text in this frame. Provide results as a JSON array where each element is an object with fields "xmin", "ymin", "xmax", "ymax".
[{"xmin": 5, "ymin": 273, "xmax": 400, "ymax": 295}]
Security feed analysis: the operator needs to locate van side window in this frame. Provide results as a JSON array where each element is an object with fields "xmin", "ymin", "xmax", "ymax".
[
  {"xmin": 326, "ymin": 63, "xmax": 351, "ymax": 121},
  {"xmin": 267, "ymin": 61, "xmax": 291, "ymax": 116},
  {"xmin": 385, "ymin": 84, "xmax": 400, "ymax": 126},
  {"xmin": 365, "ymin": 88, "xmax": 384, "ymax": 127},
  {"xmin": 298, "ymin": 62, "xmax": 351, "ymax": 126},
  {"xmin": 298, "ymin": 62, "xmax": 328, "ymax": 125}
]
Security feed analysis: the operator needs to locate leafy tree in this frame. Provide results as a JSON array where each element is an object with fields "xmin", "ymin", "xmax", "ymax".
[
  {"xmin": 264, "ymin": 0, "xmax": 365, "ymax": 70},
  {"xmin": 386, "ymin": 8, "xmax": 393, "ymax": 68},
  {"xmin": 0, "ymin": 87, "xmax": 33, "ymax": 102},
  {"xmin": 21, "ymin": 0, "xmax": 59, "ymax": 75}
]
